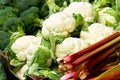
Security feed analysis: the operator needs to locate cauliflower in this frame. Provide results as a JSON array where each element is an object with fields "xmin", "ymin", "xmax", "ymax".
[
  {"xmin": 42, "ymin": 12, "xmax": 76, "ymax": 37},
  {"xmin": 63, "ymin": 2, "xmax": 94, "ymax": 22},
  {"xmin": 16, "ymin": 64, "xmax": 28, "ymax": 80},
  {"xmin": 98, "ymin": 7, "xmax": 119, "ymax": 26},
  {"xmin": 55, "ymin": 37, "xmax": 89, "ymax": 58},
  {"xmin": 11, "ymin": 36, "xmax": 42, "ymax": 65},
  {"xmin": 42, "ymin": 2, "xmax": 94, "ymax": 37},
  {"xmin": 80, "ymin": 23, "xmax": 115, "ymax": 45}
]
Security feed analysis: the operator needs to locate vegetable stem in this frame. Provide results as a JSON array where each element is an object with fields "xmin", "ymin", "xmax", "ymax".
[
  {"xmin": 63, "ymin": 32, "xmax": 120, "ymax": 63},
  {"xmin": 95, "ymin": 64, "xmax": 120, "ymax": 80},
  {"xmin": 60, "ymin": 71, "xmax": 76, "ymax": 80},
  {"xmin": 79, "ymin": 42, "xmax": 120, "ymax": 79},
  {"xmin": 72, "ymin": 36, "xmax": 120, "ymax": 68}
]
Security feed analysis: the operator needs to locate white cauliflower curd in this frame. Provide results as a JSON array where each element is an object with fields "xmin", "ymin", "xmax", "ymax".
[
  {"xmin": 11, "ymin": 36, "xmax": 42, "ymax": 65},
  {"xmin": 42, "ymin": 12, "xmax": 76, "ymax": 37},
  {"xmin": 80, "ymin": 23, "xmax": 115, "ymax": 45},
  {"xmin": 98, "ymin": 7, "xmax": 118, "ymax": 26},
  {"xmin": 55, "ymin": 37, "xmax": 89, "ymax": 58},
  {"xmin": 63, "ymin": 2, "xmax": 94, "ymax": 22}
]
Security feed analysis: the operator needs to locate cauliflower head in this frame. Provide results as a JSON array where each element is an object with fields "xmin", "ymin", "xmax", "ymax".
[
  {"xmin": 11, "ymin": 36, "xmax": 42, "ymax": 63},
  {"xmin": 42, "ymin": 12, "xmax": 76, "ymax": 37},
  {"xmin": 98, "ymin": 7, "xmax": 119, "ymax": 26},
  {"xmin": 63, "ymin": 2, "xmax": 94, "ymax": 22},
  {"xmin": 80, "ymin": 23, "xmax": 115, "ymax": 45},
  {"xmin": 55, "ymin": 37, "xmax": 89, "ymax": 58}
]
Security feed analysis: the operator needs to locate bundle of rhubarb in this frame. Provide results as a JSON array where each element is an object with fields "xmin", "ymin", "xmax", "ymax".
[{"xmin": 59, "ymin": 32, "xmax": 120, "ymax": 80}]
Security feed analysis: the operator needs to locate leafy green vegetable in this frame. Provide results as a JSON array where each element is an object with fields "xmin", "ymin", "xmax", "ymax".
[
  {"xmin": 27, "ymin": 63, "xmax": 63, "ymax": 80},
  {"xmin": 40, "ymin": 37, "xmax": 51, "ymax": 50},
  {"xmin": 27, "ymin": 34, "xmax": 65, "ymax": 79},
  {"xmin": 28, "ymin": 63, "xmax": 40, "ymax": 76},
  {"xmin": 113, "ymin": 22, "xmax": 120, "ymax": 30},
  {"xmin": 2, "ymin": 17, "xmax": 24, "ymax": 32},
  {"xmin": 70, "ymin": 0, "xmax": 90, "ymax": 2},
  {"xmin": 0, "ymin": 0, "xmax": 10, "ymax": 9},
  {"xmin": 55, "ymin": 0, "xmax": 70, "ymax": 7},
  {"xmin": 30, "ymin": 46, "xmax": 52, "ymax": 68},
  {"xmin": 10, "ymin": 59, "xmax": 25, "ymax": 67},
  {"xmin": 0, "ymin": 7, "xmax": 17, "ymax": 26},
  {"xmin": 39, "ymin": 69, "xmax": 63, "ymax": 80},
  {"xmin": 20, "ymin": 6, "xmax": 43, "ymax": 34},
  {"xmin": 10, "ymin": 59, "xmax": 26, "ymax": 73},
  {"xmin": 40, "ymin": 35, "xmax": 65, "ymax": 63},
  {"xmin": 116, "ymin": 0, "xmax": 120, "ymax": 15},
  {"xmin": 20, "ymin": 7, "xmax": 39, "ymax": 25},
  {"xmin": 47, "ymin": 0, "xmax": 61, "ymax": 15},
  {"xmin": 70, "ymin": 13, "xmax": 84, "ymax": 37},
  {"xmin": 39, "ymin": 3, "xmax": 49, "ymax": 19},
  {"xmin": 55, "ymin": 35, "xmax": 66, "ymax": 44},
  {"xmin": 104, "ymin": 8, "xmax": 120, "ymax": 23},
  {"xmin": 14, "ymin": 0, "xmax": 41, "ymax": 11},
  {"xmin": 0, "ymin": 56, "xmax": 7, "ymax": 80},
  {"xmin": 93, "ymin": 0, "xmax": 115, "ymax": 9},
  {"xmin": 0, "ymin": 31, "xmax": 11, "ymax": 51}
]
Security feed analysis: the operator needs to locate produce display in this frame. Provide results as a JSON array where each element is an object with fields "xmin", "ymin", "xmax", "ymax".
[{"xmin": 0, "ymin": 0, "xmax": 120, "ymax": 80}]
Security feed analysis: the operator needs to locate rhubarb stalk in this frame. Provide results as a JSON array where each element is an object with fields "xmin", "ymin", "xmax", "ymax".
[
  {"xmin": 63, "ymin": 32, "xmax": 120, "ymax": 63},
  {"xmin": 95, "ymin": 64, "xmax": 120, "ymax": 80},
  {"xmin": 88, "ymin": 54, "xmax": 119, "ymax": 78},
  {"xmin": 79, "ymin": 42, "xmax": 120, "ymax": 79},
  {"xmin": 72, "ymin": 36, "xmax": 120, "ymax": 68},
  {"xmin": 60, "ymin": 71, "xmax": 76, "ymax": 80},
  {"xmin": 59, "ymin": 33, "xmax": 120, "ymax": 73},
  {"xmin": 59, "ymin": 32, "xmax": 120, "ymax": 80}
]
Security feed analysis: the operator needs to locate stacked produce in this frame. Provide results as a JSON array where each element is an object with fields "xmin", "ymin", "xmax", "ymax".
[{"xmin": 0, "ymin": 0, "xmax": 120, "ymax": 80}]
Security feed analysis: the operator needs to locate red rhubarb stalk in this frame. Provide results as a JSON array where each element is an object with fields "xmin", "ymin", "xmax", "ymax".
[
  {"xmin": 101, "ymin": 65, "xmax": 115, "ymax": 71},
  {"xmin": 112, "ymin": 75, "xmax": 120, "ymax": 80},
  {"xmin": 79, "ymin": 42, "xmax": 120, "ymax": 80},
  {"xmin": 88, "ymin": 78, "xmax": 96, "ymax": 80},
  {"xmin": 88, "ymin": 65, "xmax": 120, "ymax": 80},
  {"xmin": 60, "ymin": 36, "xmax": 120, "ymax": 73},
  {"xmin": 95, "ymin": 64, "xmax": 120, "ymax": 80},
  {"xmin": 71, "ymin": 36, "xmax": 120, "ymax": 68},
  {"xmin": 60, "ymin": 71, "xmax": 76, "ymax": 80},
  {"xmin": 63, "ymin": 32, "xmax": 120, "ymax": 63},
  {"xmin": 88, "ymin": 54, "xmax": 118, "ymax": 78},
  {"xmin": 101, "ymin": 69, "xmax": 120, "ymax": 80}
]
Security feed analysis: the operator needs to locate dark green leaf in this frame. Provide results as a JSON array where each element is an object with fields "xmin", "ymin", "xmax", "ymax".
[
  {"xmin": 0, "ymin": 56, "xmax": 7, "ymax": 80},
  {"xmin": 0, "ymin": 31, "xmax": 11, "ymax": 51}
]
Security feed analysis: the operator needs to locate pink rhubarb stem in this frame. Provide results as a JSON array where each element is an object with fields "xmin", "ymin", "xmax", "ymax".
[
  {"xmin": 72, "ymin": 36, "xmax": 120, "ymax": 69},
  {"xmin": 95, "ymin": 64, "xmax": 120, "ymax": 80},
  {"xmin": 88, "ymin": 55, "xmax": 117, "ymax": 78},
  {"xmin": 79, "ymin": 42, "xmax": 120, "ymax": 80},
  {"xmin": 60, "ymin": 71, "xmax": 76, "ymax": 80},
  {"xmin": 85, "ymin": 42, "xmax": 120, "ymax": 70},
  {"xmin": 63, "ymin": 32, "xmax": 120, "ymax": 63},
  {"xmin": 97, "ymin": 66, "xmax": 120, "ymax": 80}
]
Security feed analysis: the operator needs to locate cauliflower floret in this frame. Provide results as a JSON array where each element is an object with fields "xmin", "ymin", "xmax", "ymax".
[
  {"xmin": 80, "ymin": 23, "xmax": 115, "ymax": 45},
  {"xmin": 16, "ymin": 64, "xmax": 28, "ymax": 80},
  {"xmin": 63, "ymin": 2, "xmax": 94, "ymax": 22},
  {"xmin": 55, "ymin": 37, "xmax": 89, "ymax": 58},
  {"xmin": 11, "ymin": 36, "xmax": 42, "ymax": 63},
  {"xmin": 16, "ymin": 51, "xmax": 27, "ymax": 61},
  {"xmin": 98, "ymin": 7, "xmax": 117, "ymax": 26},
  {"xmin": 42, "ymin": 12, "xmax": 76, "ymax": 37}
]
